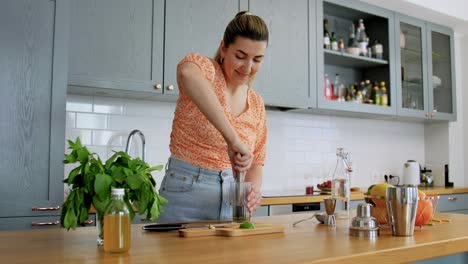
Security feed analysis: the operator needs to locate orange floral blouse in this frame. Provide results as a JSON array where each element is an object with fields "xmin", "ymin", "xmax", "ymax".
[{"xmin": 169, "ymin": 53, "xmax": 267, "ymax": 170}]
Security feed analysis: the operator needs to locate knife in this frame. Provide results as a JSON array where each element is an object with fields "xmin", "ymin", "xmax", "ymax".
[{"xmin": 142, "ymin": 220, "xmax": 232, "ymax": 232}]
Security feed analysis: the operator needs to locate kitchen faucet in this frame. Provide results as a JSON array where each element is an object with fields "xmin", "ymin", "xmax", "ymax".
[{"xmin": 125, "ymin": 129, "xmax": 146, "ymax": 162}]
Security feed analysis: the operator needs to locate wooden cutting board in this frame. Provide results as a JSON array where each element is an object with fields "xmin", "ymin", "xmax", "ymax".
[{"xmin": 179, "ymin": 223, "xmax": 285, "ymax": 238}]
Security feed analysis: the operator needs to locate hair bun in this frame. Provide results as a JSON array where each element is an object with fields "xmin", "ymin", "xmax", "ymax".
[{"xmin": 235, "ymin": 11, "xmax": 252, "ymax": 18}]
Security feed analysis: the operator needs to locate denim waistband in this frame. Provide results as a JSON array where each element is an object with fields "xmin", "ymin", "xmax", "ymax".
[{"xmin": 167, "ymin": 155, "xmax": 233, "ymax": 178}]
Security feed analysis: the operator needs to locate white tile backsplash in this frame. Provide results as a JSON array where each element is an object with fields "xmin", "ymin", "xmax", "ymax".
[{"xmin": 65, "ymin": 94, "xmax": 427, "ymax": 193}]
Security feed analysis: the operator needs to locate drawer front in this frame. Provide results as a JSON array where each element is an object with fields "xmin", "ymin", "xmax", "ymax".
[
  {"xmin": 438, "ymin": 194, "xmax": 468, "ymax": 212},
  {"xmin": 0, "ymin": 215, "xmax": 95, "ymax": 231}
]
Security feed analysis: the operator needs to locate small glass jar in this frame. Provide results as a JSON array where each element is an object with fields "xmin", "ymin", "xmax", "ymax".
[{"xmin": 103, "ymin": 188, "xmax": 131, "ymax": 253}]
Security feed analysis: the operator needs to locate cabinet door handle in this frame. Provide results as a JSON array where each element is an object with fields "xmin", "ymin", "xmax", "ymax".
[
  {"xmin": 32, "ymin": 206, "xmax": 60, "ymax": 211},
  {"xmin": 31, "ymin": 221, "xmax": 60, "ymax": 226},
  {"xmin": 447, "ymin": 197, "xmax": 458, "ymax": 201},
  {"xmin": 167, "ymin": 85, "xmax": 174, "ymax": 91},
  {"xmin": 154, "ymin": 83, "xmax": 162, "ymax": 90}
]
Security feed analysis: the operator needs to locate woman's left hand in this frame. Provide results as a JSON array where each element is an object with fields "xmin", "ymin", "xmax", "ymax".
[{"xmin": 246, "ymin": 186, "xmax": 262, "ymax": 213}]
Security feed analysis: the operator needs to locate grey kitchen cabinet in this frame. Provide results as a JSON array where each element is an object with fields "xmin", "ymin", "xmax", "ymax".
[
  {"xmin": 437, "ymin": 193, "xmax": 468, "ymax": 214},
  {"xmin": 248, "ymin": 0, "xmax": 316, "ymax": 108},
  {"xmin": 68, "ymin": 0, "xmax": 239, "ymax": 98},
  {"xmin": 316, "ymin": 0, "xmax": 397, "ymax": 116},
  {"xmin": 0, "ymin": 214, "xmax": 95, "ymax": 231},
  {"xmin": 163, "ymin": 0, "xmax": 240, "ymax": 96},
  {"xmin": 395, "ymin": 15, "xmax": 457, "ymax": 121},
  {"xmin": 395, "ymin": 14, "xmax": 429, "ymax": 119},
  {"xmin": 0, "ymin": 0, "xmax": 69, "ymax": 228},
  {"xmin": 68, "ymin": 0, "xmax": 164, "ymax": 95},
  {"xmin": 427, "ymin": 23, "xmax": 457, "ymax": 121}
]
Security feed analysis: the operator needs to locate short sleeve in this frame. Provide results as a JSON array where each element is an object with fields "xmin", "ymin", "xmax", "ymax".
[
  {"xmin": 252, "ymin": 96, "xmax": 267, "ymax": 166},
  {"xmin": 177, "ymin": 53, "xmax": 216, "ymax": 82}
]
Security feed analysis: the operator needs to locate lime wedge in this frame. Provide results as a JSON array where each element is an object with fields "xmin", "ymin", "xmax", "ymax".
[{"xmin": 239, "ymin": 221, "xmax": 256, "ymax": 229}]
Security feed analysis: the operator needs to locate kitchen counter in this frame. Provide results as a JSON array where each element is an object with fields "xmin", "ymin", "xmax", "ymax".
[
  {"xmin": 261, "ymin": 186, "xmax": 468, "ymax": 205},
  {"xmin": 1, "ymin": 212, "xmax": 468, "ymax": 263}
]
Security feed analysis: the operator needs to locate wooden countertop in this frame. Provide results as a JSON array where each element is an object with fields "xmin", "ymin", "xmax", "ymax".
[
  {"xmin": 1, "ymin": 212, "xmax": 467, "ymax": 263},
  {"xmin": 261, "ymin": 186, "xmax": 468, "ymax": 205}
]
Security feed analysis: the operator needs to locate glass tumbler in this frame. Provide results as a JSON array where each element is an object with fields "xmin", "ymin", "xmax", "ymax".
[{"xmin": 230, "ymin": 182, "xmax": 252, "ymax": 223}]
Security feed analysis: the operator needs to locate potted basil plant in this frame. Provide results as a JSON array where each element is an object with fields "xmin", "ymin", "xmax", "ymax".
[{"xmin": 61, "ymin": 138, "xmax": 168, "ymax": 244}]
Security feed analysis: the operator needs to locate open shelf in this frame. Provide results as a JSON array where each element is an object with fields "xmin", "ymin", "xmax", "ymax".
[{"xmin": 324, "ymin": 49, "xmax": 389, "ymax": 68}]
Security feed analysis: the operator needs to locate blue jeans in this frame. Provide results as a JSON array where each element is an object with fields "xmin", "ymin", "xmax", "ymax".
[{"xmin": 157, "ymin": 156, "xmax": 235, "ymax": 223}]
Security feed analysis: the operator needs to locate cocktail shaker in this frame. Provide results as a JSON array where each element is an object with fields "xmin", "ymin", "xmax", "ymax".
[{"xmin": 386, "ymin": 186, "xmax": 418, "ymax": 236}]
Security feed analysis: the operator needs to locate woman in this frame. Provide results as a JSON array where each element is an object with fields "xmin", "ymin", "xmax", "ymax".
[{"xmin": 158, "ymin": 11, "xmax": 269, "ymax": 222}]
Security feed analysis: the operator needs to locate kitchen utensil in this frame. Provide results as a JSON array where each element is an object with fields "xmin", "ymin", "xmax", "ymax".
[
  {"xmin": 324, "ymin": 198, "xmax": 337, "ymax": 226},
  {"xmin": 349, "ymin": 203, "xmax": 379, "ymax": 237},
  {"xmin": 402, "ymin": 160, "xmax": 420, "ymax": 186},
  {"xmin": 179, "ymin": 223, "xmax": 285, "ymax": 237},
  {"xmin": 386, "ymin": 186, "xmax": 418, "ymax": 236},
  {"xmin": 142, "ymin": 220, "xmax": 232, "ymax": 232}
]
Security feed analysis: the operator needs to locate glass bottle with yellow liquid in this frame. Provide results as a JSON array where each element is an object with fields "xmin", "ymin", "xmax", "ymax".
[{"xmin": 103, "ymin": 188, "xmax": 131, "ymax": 253}]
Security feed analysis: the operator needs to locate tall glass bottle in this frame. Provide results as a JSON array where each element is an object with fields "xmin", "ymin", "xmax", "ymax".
[
  {"xmin": 103, "ymin": 188, "xmax": 131, "ymax": 253},
  {"xmin": 330, "ymin": 148, "xmax": 352, "ymax": 222},
  {"xmin": 356, "ymin": 19, "xmax": 368, "ymax": 56}
]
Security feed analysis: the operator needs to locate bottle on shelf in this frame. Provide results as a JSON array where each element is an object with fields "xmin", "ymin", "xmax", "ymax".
[
  {"xmin": 338, "ymin": 37, "xmax": 345, "ymax": 52},
  {"xmin": 333, "ymin": 74, "xmax": 344, "ymax": 101},
  {"xmin": 103, "ymin": 188, "xmax": 131, "ymax": 253},
  {"xmin": 373, "ymin": 81, "xmax": 382, "ymax": 105},
  {"xmin": 380, "ymin": 81, "xmax": 388, "ymax": 106},
  {"xmin": 348, "ymin": 23, "xmax": 358, "ymax": 48},
  {"xmin": 356, "ymin": 19, "xmax": 368, "ymax": 56},
  {"xmin": 324, "ymin": 19, "xmax": 331, "ymax": 50},
  {"xmin": 372, "ymin": 39, "xmax": 384, "ymax": 60},
  {"xmin": 330, "ymin": 32, "xmax": 338, "ymax": 51},
  {"xmin": 324, "ymin": 74, "xmax": 334, "ymax": 100}
]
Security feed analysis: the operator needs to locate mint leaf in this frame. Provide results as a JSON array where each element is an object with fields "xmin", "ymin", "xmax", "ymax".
[{"xmin": 94, "ymin": 173, "xmax": 113, "ymax": 201}]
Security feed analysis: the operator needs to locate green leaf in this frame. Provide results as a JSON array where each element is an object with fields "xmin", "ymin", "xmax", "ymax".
[
  {"xmin": 123, "ymin": 168, "xmax": 133, "ymax": 177},
  {"xmin": 64, "ymin": 166, "xmax": 81, "ymax": 184},
  {"xmin": 125, "ymin": 172, "xmax": 145, "ymax": 190},
  {"xmin": 92, "ymin": 196, "xmax": 110, "ymax": 216},
  {"xmin": 64, "ymin": 207, "xmax": 77, "ymax": 230},
  {"xmin": 147, "ymin": 165, "xmax": 164, "ymax": 172},
  {"xmin": 77, "ymin": 147, "xmax": 89, "ymax": 163},
  {"xmin": 94, "ymin": 173, "xmax": 113, "ymax": 201},
  {"xmin": 79, "ymin": 207, "xmax": 88, "ymax": 224}
]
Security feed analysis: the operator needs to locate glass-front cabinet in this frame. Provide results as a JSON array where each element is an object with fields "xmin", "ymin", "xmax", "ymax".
[
  {"xmin": 395, "ymin": 14, "xmax": 428, "ymax": 118},
  {"xmin": 317, "ymin": 0, "xmax": 396, "ymax": 116},
  {"xmin": 427, "ymin": 23, "xmax": 456, "ymax": 121},
  {"xmin": 396, "ymin": 15, "xmax": 456, "ymax": 121}
]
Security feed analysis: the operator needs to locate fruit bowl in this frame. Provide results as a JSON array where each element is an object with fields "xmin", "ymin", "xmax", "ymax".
[
  {"xmin": 317, "ymin": 187, "xmax": 331, "ymax": 193},
  {"xmin": 364, "ymin": 194, "xmax": 439, "ymax": 227}
]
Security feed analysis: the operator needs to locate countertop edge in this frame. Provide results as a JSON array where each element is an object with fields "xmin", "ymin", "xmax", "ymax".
[{"xmin": 261, "ymin": 187, "xmax": 468, "ymax": 206}]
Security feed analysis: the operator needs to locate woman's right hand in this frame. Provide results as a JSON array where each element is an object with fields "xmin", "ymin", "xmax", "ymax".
[{"xmin": 228, "ymin": 138, "xmax": 253, "ymax": 174}]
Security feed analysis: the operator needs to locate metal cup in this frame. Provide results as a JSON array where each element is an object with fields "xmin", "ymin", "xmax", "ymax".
[{"xmin": 386, "ymin": 186, "xmax": 418, "ymax": 236}]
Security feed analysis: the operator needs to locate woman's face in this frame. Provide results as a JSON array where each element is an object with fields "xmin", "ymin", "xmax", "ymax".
[{"xmin": 220, "ymin": 37, "xmax": 267, "ymax": 87}]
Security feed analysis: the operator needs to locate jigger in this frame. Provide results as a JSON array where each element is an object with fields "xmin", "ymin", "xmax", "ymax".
[{"xmin": 324, "ymin": 198, "xmax": 337, "ymax": 226}]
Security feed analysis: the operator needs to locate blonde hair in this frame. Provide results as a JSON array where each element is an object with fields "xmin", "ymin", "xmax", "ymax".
[{"xmin": 214, "ymin": 11, "xmax": 269, "ymax": 64}]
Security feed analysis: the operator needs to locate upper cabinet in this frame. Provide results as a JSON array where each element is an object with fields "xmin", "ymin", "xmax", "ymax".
[
  {"xmin": 395, "ymin": 14, "xmax": 428, "ymax": 119},
  {"xmin": 427, "ymin": 23, "xmax": 456, "ymax": 121},
  {"xmin": 69, "ymin": 0, "xmax": 239, "ymax": 97},
  {"xmin": 395, "ymin": 15, "xmax": 457, "ymax": 121},
  {"xmin": 69, "ymin": 0, "xmax": 164, "ymax": 94},
  {"xmin": 0, "ymin": 0, "xmax": 68, "ymax": 222},
  {"xmin": 164, "ymin": 0, "xmax": 239, "ymax": 96},
  {"xmin": 249, "ymin": 0, "xmax": 316, "ymax": 108},
  {"xmin": 316, "ymin": 0, "xmax": 396, "ymax": 116}
]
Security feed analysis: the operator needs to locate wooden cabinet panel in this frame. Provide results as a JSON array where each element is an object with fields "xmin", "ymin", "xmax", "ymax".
[
  {"xmin": 0, "ymin": 0, "xmax": 67, "ymax": 219},
  {"xmin": 249, "ymin": 0, "xmax": 315, "ymax": 108}
]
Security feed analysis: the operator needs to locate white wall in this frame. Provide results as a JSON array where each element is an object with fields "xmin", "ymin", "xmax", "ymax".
[
  {"xmin": 65, "ymin": 94, "xmax": 425, "ymax": 193},
  {"xmin": 404, "ymin": 0, "xmax": 468, "ymax": 22}
]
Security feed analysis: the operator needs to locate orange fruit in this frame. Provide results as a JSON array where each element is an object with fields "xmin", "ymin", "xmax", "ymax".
[{"xmin": 415, "ymin": 190, "xmax": 434, "ymax": 226}]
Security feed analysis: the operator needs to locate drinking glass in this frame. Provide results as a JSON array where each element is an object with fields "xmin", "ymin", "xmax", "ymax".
[{"xmin": 230, "ymin": 182, "xmax": 252, "ymax": 222}]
